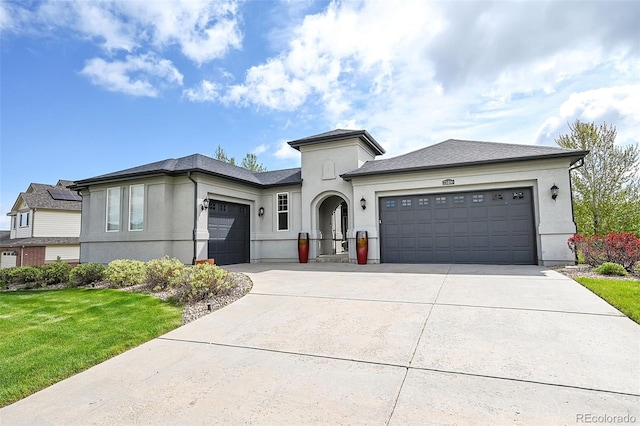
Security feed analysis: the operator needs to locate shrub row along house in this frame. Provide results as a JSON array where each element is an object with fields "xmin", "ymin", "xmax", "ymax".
[
  {"xmin": 65, "ymin": 129, "xmax": 586, "ymax": 267},
  {"xmin": 1, "ymin": 180, "xmax": 81, "ymax": 268}
]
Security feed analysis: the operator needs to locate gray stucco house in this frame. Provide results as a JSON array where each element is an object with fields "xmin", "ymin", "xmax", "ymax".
[{"xmin": 70, "ymin": 129, "xmax": 587, "ymax": 266}]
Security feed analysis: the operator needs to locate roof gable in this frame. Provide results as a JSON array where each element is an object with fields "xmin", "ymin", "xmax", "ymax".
[
  {"xmin": 8, "ymin": 181, "xmax": 82, "ymax": 214},
  {"xmin": 342, "ymin": 139, "xmax": 588, "ymax": 179},
  {"xmin": 287, "ymin": 129, "xmax": 386, "ymax": 156}
]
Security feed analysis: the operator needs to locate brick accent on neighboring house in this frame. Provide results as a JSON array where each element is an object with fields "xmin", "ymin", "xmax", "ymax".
[{"xmin": 18, "ymin": 246, "xmax": 46, "ymax": 266}]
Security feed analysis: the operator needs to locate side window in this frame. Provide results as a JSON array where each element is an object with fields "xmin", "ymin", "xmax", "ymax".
[
  {"xmin": 11, "ymin": 216, "xmax": 17, "ymax": 229},
  {"xmin": 129, "ymin": 185, "xmax": 144, "ymax": 231},
  {"xmin": 19, "ymin": 212, "xmax": 29, "ymax": 227},
  {"xmin": 106, "ymin": 187, "xmax": 121, "ymax": 232},
  {"xmin": 277, "ymin": 193, "xmax": 289, "ymax": 231}
]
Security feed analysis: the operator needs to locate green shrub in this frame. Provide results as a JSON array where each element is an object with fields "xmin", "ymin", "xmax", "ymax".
[
  {"xmin": 174, "ymin": 263, "xmax": 232, "ymax": 303},
  {"xmin": 145, "ymin": 257, "xmax": 185, "ymax": 291},
  {"xmin": 41, "ymin": 259, "xmax": 72, "ymax": 285},
  {"xmin": 594, "ymin": 262, "xmax": 628, "ymax": 276},
  {"xmin": 69, "ymin": 263, "xmax": 106, "ymax": 287},
  {"xmin": 0, "ymin": 267, "xmax": 15, "ymax": 286},
  {"xmin": 105, "ymin": 259, "xmax": 146, "ymax": 287},
  {"xmin": 9, "ymin": 266, "xmax": 43, "ymax": 285}
]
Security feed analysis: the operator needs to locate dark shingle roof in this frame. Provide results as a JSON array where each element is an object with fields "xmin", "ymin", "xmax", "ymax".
[
  {"xmin": 0, "ymin": 234, "xmax": 79, "ymax": 248},
  {"xmin": 342, "ymin": 139, "xmax": 588, "ymax": 179},
  {"xmin": 287, "ymin": 129, "xmax": 385, "ymax": 156},
  {"xmin": 10, "ymin": 181, "xmax": 82, "ymax": 212},
  {"xmin": 71, "ymin": 154, "xmax": 302, "ymax": 189}
]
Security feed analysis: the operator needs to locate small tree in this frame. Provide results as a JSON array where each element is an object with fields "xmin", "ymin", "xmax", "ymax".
[
  {"xmin": 556, "ymin": 120, "xmax": 640, "ymax": 235},
  {"xmin": 214, "ymin": 145, "xmax": 236, "ymax": 165},
  {"xmin": 241, "ymin": 153, "xmax": 267, "ymax": 172}
]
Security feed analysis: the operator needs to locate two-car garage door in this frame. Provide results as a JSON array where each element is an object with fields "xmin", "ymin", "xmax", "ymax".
[{"xmin": 380, "ymin": 187, "xmax": 536, "ymax": 264}]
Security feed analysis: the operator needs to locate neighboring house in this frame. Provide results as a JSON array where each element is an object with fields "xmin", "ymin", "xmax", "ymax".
[
  {"xmin": 1, "ymin": 180, "xmax": 81, "ymax": 268},
  {"xmin": 70, "ymin": 130, "xmax": 587, "ymax": 266}
]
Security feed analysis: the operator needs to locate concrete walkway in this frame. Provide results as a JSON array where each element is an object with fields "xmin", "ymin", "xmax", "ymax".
[{"xmin": 2, "ymin": 264, "xmax": 639, "ymax": 425}]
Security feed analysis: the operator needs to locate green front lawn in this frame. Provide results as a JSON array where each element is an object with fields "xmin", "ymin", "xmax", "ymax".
[
  {"xmin": 0, "ymin": 289, "xmax": 182, "ymax": 407},
  {"xmin": 575, "ymin": 277, "xmax": 640, "ymax": 324}
]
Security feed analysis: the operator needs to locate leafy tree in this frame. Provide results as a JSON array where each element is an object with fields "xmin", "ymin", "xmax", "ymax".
[
  {"xmin": 214, "ymin": 145, "xmax": 267, "ymax": 171},
  {"xmin": 214, "ymin": 145, "xmax": 235, "ymax": 165},
  {"xmin": 240, "ymin": 153, "xmax": 267, "ymax": 172},
  {"xmin": 556, "ymin": 120, "xmax": 640, "ymax": 236}
]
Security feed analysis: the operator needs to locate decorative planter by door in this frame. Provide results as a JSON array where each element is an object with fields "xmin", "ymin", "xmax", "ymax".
[
  {"xmin": 298, "ymin": 232, "xmax": 309, "ymax": 263},
  {"xmin": 356, "ymin": 231, "xmax": 368, "ymax": 265}
]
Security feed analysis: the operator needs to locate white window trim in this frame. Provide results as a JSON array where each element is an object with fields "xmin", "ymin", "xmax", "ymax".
[
  {"xmin": 19, "ymin": 212, "xmax": 29, "ymax": 227},
  {"xmin": 106, "ymin": 187, "xmax": 121, "ymax": 232},
  {"xmin": 276, "ymin": 192, "xmax": 289, "ymax": 232},
  {"xmin": 128, "ymin": 184, "xmax": 144, "ymax": 231}
]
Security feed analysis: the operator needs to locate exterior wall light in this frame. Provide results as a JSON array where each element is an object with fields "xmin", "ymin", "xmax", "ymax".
[
  {"xmin": 360, "ymin": 197, "xmax": 367, "ymax": 210},
  {"xmin": 550, "ymin": 184, "xmax": 559, "ymax": 200},
  {"xmin": 202, "ymin": 197, "xmax": 210, "ymax": 210},
  {"xmin": 258, "ymin": 207, "xmax": 265, "ymax": 217}
]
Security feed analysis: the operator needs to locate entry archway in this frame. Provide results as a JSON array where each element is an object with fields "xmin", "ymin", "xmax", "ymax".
[{"xmin": 318, "ymin": 195, "xmax": 348, "ymax": 256}]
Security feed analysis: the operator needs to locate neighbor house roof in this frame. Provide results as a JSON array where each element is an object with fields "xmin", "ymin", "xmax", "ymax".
[
  {"xmin": 8, "ymin": 181, "xmax": 82, "ymax": 214},
  {"xmin": 0, "ymin": 233, "xmax": 79, "ymax": 248},
  {"xmin": 287, "ymin": 129, "xmax": 386, "ymax": 156},
  {"xmin": 70, "ymin": 154, "xmax": 302, "ymax": 189},
  {"xmin": 341, "ymin": 139, "xmax": 588, "ymax": 179}
]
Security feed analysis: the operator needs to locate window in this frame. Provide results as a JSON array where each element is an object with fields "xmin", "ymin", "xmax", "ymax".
[
  {"xmin": 106, "ymin": 187, "xmax": 121, "ymax": 231},
  {"xmin": 129, "ymin": 185, "xmax": 144, "ymax": 231},
  {"xmin": 435, "ymin": 196, "xmax": 447, "ymax": 205},
  {"xmin": 492, "ymin": 193, "xmax": 504, "ymax": 201},
  {"xmin": 11, "ymin": 216, "xmax": 16, "ymax": 230},
  {"xmin": 277, "ymin": 193, "xmax": 288, "ymax": 231},
  {"xmin": 472, "ymin": 194, "xmax": 484, "ymax": 203},
  {"xmin": 19, "ymin": 212, "xmax": 29, "ymax": 227},
  {"xmin": 453, "ymin": 195, "xmax": 465, "ymax": 204},
  {"xmin": 513, "ymin": 191, "xmax": 524, "ymax": 199},
  {"xmin": 385, "ymin": 200, "xmax": 396, "ymax": 208},
  {"xmin": 418, "ymin": 198, "xmax": 428, "ymax": 206},
  {"xmin": 401, "ymin": 199, "xmax": 412, "ymax": 207}
]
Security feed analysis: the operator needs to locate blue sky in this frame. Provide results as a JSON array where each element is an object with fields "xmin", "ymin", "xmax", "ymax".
[{"xmin": 1, "ymin": 0, "xmax": 639, "ymax": 229}]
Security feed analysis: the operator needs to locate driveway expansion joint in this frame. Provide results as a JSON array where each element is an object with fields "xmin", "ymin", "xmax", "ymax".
[{"xmin": 432, "ymin": 301, "xmax": 626, "ymax": 317}]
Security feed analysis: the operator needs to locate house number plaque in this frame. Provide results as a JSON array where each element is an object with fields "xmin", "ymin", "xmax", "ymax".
[{"xmin": 442, "ymin": 179, "xmax": 455, "ymax": 186}]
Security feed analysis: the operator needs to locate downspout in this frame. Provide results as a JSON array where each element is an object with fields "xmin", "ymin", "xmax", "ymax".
[
  {"xmin": 187, "ymin": 172, "xmax": 198, "ymax": 265},
  {"xmin": 569, "ymin": 158, "xmax": 585, "ymax": 264}
]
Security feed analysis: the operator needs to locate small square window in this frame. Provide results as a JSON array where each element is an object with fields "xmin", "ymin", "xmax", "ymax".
[
  {"xmin": 435, "ymin": 196, "xmax": 447, "ymax": 205},
  {"xmin": 492, "ymin": 193, "xmax": 504, "ymax": 201},
  {"xmin": 385, "ymin": 200, "xmax": 396, "ymax": 208},
  {"xmin": 401, "ymin": 199, "xmax": 412, "ymax": 207},
  {"xmin": 418, "ymin": 198, "xmax": 428, "ymax": 206},
  {"xmin": 472, "ymin": 194, "xmax": 484, "ymax": 203},
  {"xmin": 513, "ymin": 192, "xmax": 524, "ymax": 199},
  {"xmin": 453, "ymin": 195, "xmax": 465, "ymax": 204}
]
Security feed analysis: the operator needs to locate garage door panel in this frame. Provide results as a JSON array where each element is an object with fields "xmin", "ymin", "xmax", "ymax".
[
  {"xmin": 208, "ymin": 200, "xmax": 250, "ymax": 265},
  {"xmin": 380, "ymin": 188, "xmax": 535, "ymax": 265}
]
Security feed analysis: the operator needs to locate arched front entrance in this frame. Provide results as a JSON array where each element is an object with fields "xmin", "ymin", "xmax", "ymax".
[{"xmin": 318, "ymin": 195, "xmax": 348, "ymax": 256}]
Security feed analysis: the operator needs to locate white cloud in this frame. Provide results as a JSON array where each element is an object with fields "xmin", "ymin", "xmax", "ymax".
[
  {"xmin": 535, "ymin": 85, "xmax": 640, "ymax": 146},
  {"xmin": 253, "ymin": 144, "xmax": 268, "ymax": 155},
  {"xmin": 183, "ymin": 80, "xmax": 220, "ymax": 102},
  {"xmin": 80, "ymin": 53, "xmax": 183, "ymax": 97},
  {"xmin": 219, "ymin": 0, "xmax": 639, "ymax": 157},
  {"xmin": 5, "ymin": 1, "xmax": 242, "ymax": 63},
  {"xmin": 273, "ymin": 140, "xmax": 300, "ymax": 161}
]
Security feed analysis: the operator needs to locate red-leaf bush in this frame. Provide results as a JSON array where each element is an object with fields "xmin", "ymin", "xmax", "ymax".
[{"xmin": 568, "ymin": 233, "xmax": 640, "ymax": 272}]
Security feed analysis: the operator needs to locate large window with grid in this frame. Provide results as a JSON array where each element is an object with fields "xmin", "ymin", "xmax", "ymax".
[{"xmin": 277, "ymin": 193, "xmax": 289, "ymax": 231}]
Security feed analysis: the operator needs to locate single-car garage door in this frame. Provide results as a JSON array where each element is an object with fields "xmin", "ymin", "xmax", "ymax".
[
  {"xmin": 380, "ymin": 188, "xmax": 536, "ymax": 264},
  {"xmin": 208, "ymin": 200, "xmax": 250, "ymax": 265}
]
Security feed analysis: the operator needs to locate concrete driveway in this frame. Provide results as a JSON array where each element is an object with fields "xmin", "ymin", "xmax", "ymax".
[{"xmin": 2, "ymin": 263, "xmax": 639, "ymax": 425}]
